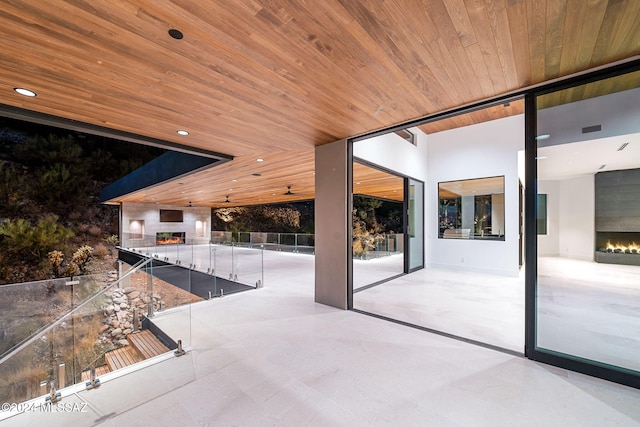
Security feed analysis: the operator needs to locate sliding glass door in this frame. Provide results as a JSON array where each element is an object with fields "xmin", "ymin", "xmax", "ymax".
[
  {"xmin": 532, "ymin": 68, "xmax": 640, "ymax": 383},
  {"xmin": 407, "ymin": 178, "xmax": 424, "ymax": 272}
]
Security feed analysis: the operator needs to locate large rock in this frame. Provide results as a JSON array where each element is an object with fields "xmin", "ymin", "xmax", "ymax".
[
  {"xmin": 123, "ymin": 287, "xmax": 136, "ymax": 294},
  {"xmin": 105, "ymin": 305, "xmax": 115, "ymax": 315},
  {"xmin": 111, "ymin": 328, "xmax": 122, "ymax": 337},
  {"xmin": 116, "ymin": 310, "xmax": 127, "ymax": 322},
  {"xmin": 117, "ymin": 339, "xmax": 129, "ymax": 346},
  {"xmin": 113, "ymin": 305, "xmax": 121, "ymax": 312}
]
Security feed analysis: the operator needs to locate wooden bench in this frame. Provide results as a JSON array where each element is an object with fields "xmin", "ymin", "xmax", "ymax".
[{"xmin": 127, "ymin": 330, "xmax": 170, "ymax": 359}]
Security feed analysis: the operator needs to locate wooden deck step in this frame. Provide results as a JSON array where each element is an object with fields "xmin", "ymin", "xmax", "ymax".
[
  {"xmin": 80, "ymin": 364, "xmax": 110, "ymax": 382},
  {"xmin": 127, "ymin": 330, "xmax": 170, "ymax": 359},
  {"xmin": 105, "ymin": 345, "xmax": 143, "ymax": 371}
]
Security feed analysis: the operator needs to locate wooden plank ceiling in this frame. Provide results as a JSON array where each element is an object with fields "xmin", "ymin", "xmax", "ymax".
[
  {"xmin": 353, "ymin": 162, "xmax": 404, "ymax": 202},
  {"xmin": 1, "ymin": 0, "xmax": 639, "ymax": 207}
]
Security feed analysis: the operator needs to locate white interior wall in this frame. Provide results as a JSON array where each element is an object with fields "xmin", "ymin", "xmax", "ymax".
[
  {"xmin": 537, "ymin": 176, "xmax": 595, "ymax": 260},
  {"xmin": 352, "ymin": 130, "xmax": 428, "ymax": 181},
  {"xmin": 558, "ymin": 175, "xmax": 595, "ymax": 260},
  {"xmin": 426, "ymin": 114, "xmax": 524, "ymax": 276},
  {"xmin": 121, "ymin": 202, "xmax": 211, "ymax": 245}
]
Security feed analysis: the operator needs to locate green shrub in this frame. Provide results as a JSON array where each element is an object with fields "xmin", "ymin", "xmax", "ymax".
[{"xmin": 0, "ymin": 215, "xmax": 73, "ymax": 263}]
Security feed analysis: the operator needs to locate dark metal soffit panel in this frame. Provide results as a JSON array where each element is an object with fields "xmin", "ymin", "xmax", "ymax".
[{"xmin": 99, "ymin": 151, "xmax": 226, "ymax": 203}]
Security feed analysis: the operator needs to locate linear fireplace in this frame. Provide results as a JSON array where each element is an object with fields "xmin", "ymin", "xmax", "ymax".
[
  {"xmin": 594, "ymin": 169, "xmax": 640, "ymax": 266},
  {"xmin": 595, "ymin": 232, "xmax": 640, "ymax": 266},
  {"xmin": 156, "ymin": 232, "xmax": 185, "ymax": 245}
]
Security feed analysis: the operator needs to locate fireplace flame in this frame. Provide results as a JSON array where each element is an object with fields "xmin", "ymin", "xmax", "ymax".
[
  {"xmin": 606, "ymin": 240, "xmax": 639, "ymax": 252},
  {"xmin": 157, "ymin": 237, "xmax": 184, "ymax": 245}
]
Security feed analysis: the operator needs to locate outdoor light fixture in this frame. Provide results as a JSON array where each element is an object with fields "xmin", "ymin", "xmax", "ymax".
[
  {"xmin": 535, "ymin": 134, "xmax": 550, "ymax": 140},
  {"xmin": 177, "ymin": 130, "xmax": 189, "ymax": 136},
  {"xmin": 13, "ymin": 87, "xmax": 37, "ymax": 97}
]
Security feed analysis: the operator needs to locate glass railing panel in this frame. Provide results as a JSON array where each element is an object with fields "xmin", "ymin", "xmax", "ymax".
[
  {"xmin": 295, "ymin": 233, "xmax": 315, "ymax": 254},
  {"xmin": 229, "ymin": 245, "xmax": 264, "ymax": 292},
  {"xmin": 211, "ymin": 230, "xmax": 232, "ymax": 245},
  {"xmin": 140, "ymin": 262, "xmax": 193, "ymax": 350},
  {"xmin": 71, "ymin": 289, "xmax": 117, "ymax": 388},
  {"xmin": 0, "ymin": 257, "xmax": 199, "ymax": 417},
  {"xmin": 0, "ymin": 321, "xmax": 56, "ymax": 404},
  {"xmin": 0, "ymin": 278, "xmax": 70, "ymax": 360},
  {"xmin": 279, "ymin": 233, "xmax": 296, "ymax": 247},
  {"xmin": 120, "ymin": 231, "xmax": 156, "ymax": 251},
  {"xmin": 236, "ymin": 232, "xmax": 251, "ymax": 246}
]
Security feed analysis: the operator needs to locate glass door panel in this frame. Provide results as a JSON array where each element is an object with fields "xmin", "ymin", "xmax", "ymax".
[
  {"xmin": 535, "ymin": 70, "xmax": 640, "ymax": 373},
  {"xmin": 352, "ymin": 161, "xmax": 405, "ymax": 290},
  {"xmin": 408, "ymin": 178, "xmax": 424, "ymax": 271}
]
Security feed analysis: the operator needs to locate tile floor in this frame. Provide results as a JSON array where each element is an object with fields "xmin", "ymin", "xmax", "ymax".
[{"xmin": 4, "ymin": 248, "xmax": 640, "ymax": 426}]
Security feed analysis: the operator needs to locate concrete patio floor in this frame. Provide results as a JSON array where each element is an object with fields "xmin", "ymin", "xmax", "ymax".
[{"xmin": 4, "ymin": 247, "xmax": 640, "ymax": 426}]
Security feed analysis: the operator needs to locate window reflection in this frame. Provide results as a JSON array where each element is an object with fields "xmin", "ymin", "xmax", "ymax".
[{"xmin": 438, "ymin": 176, "xmax": 505, "ymax": 240}]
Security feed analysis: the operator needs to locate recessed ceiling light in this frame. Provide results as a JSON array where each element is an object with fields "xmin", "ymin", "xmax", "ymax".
[
  {"xmin": 271, "ymin": 193, "xmax": 275, "ymax": 196},
  {"xmin": 177, "ymin": 130, "xmax": 189, "ymax": 136},
  {"xmin": 232, "ymin": 179, "xmax": 237, "ymax": 182},
  {"xmin": 356, "ymin": 182, "xmax": 361, "ymax": 185},
  {"xmin": 14, "ymin": 87, "xmax": 37, "ymax": 97},
  {"xmin": 168, "ymin": 29, "xmax": 184, "ymax": 40},
  {"xmin": 535, "ymin": 134, "xmax": 550, "ymax": 140},
  {"xmin": 256, "ymin": 158, "xmax": 264, "ymax": 162}
]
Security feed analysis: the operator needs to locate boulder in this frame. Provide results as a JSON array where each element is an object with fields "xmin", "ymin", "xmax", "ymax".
[
  {"xmin": 116, "ymin": 311, "xmax": 127, "ymax": 322},
  {"xmin": 111, "ymin": 328, "xmax": 122, "ymax": 337}
]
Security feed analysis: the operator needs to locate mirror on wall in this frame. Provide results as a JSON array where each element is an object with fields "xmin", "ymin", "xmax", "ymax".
[{"xmin": 438, "ymin": 176, "xmax": 505, "ymax": 240}]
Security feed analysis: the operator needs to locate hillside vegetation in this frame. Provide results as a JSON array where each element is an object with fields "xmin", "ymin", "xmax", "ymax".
[{"xmin": 0, "ymin": 118, "xmax": 163, "ymax": 284}]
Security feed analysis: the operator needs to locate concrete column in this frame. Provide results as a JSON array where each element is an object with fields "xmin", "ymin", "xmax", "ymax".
[{"xmin": 314, "ymin": 140, "xmax": 349, "ymax": 309}]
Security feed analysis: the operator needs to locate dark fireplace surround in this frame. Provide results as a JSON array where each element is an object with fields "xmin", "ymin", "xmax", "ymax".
[
  {"xmin": 156, "ymin": 232, "xmax": 185, "ymax": 245},
  {"xmin": 594, "ymin": 169, "xmax": 640, "ymax": 266}
]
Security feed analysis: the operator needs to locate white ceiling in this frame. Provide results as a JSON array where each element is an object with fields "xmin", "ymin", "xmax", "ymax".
[{"xmin": 537, "ymin": 133, "xmax": 640, "ymax": 181}]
